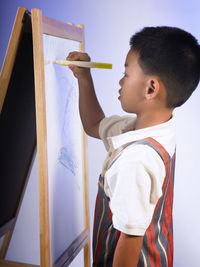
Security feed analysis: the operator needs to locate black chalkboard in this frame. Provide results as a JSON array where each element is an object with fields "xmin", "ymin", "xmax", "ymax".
[{"xmin": 0, "ymin": 31, "xmax": 36, "ymax": 230}]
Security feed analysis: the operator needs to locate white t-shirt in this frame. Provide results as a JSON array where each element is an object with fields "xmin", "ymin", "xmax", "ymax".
[{"xmin": 99, "ymin": 114, "xmax": 176, "ymax": 236}]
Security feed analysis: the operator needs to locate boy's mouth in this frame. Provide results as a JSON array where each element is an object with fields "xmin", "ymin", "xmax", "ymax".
[{"xmin": 118, "ymin": 89, "xmax": 121, "ymax": 100}]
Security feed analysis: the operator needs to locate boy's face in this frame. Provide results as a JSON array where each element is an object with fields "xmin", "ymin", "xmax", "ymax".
[{"xmin": 118, "ymin": 49, "xmax": 149, "ymax": 114}]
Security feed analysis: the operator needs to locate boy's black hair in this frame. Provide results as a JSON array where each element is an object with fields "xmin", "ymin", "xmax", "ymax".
[{"xmin": 130, "ymin": 26, "xmax": 200, "ymax": 108}]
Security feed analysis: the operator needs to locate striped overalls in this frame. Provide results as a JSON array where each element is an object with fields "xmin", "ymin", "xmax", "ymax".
[{"xmin": 93, "ymin": 138, "xmax": 176, "ymax": 267}]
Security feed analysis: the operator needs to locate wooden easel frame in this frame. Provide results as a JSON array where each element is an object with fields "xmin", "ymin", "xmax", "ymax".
[{"xmin": 0, "ymin": 7, "xmax": 90, "ymax": 267}]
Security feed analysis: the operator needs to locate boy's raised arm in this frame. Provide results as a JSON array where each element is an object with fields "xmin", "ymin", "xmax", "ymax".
[{"xmin": 67, "ymin": 52, "xmax": 105, "ymax": 139}]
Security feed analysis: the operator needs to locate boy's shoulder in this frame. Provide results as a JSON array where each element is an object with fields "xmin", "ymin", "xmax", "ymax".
[
  {"xmin": 99, "ymin": 115, "xmax": 176, "ymax": 157},
  {"xmin": 113, "ymin": 141, "xmax": 166, "ymax": 173},
  {"xmin": 99, "ymin": 115, "xmax": 136, "ymax": 141}
]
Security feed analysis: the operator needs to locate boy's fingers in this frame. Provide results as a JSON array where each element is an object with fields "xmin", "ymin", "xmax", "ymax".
[
  {"xmin": 67, "ymin": 51, "xmax": 91, "ymax": 79},
  {"xmin": 67, "ymin": 51, "xmax": 90, "ymax": 61},
  {"xmin": 68, "ymin": 64, "xmax": 77, "ymax": 70},
  {"xmin": 68, "ymin": 64, "xmax": 83, "ymax": 74},
  {"xmin": 67, "ymin": 52, "xmax": 77, "ymax": 60}
]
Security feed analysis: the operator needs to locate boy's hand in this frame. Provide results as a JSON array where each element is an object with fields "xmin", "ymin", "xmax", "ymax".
[{"xmin": 67, "ymin": 51, "xmax": 91, "ymax": 79}]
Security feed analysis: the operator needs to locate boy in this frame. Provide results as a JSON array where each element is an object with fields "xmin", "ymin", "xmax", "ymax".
[{"xmin": 67, "ymin": 27, "xmax": 200, "ymax": 267}]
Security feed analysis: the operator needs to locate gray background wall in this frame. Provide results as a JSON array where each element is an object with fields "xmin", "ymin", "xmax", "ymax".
[{"xmin": 0, "ymin": 0, "xmax": 200, "ymax": 266}]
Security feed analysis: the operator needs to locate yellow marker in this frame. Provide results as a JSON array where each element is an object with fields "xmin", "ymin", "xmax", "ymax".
[{"xmin": 54, "ymin": 60, "xmax": 112, "ymax": 69}]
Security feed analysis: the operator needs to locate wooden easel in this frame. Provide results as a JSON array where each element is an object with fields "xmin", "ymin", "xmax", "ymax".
[{"xmin": 0, "ymin": 7, "xmax": 90, "ymax": 267}]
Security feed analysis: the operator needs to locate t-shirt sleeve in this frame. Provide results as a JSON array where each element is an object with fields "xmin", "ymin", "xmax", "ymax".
[
  {"xmin": 99, "ymin": 115, "xmax": 137, "ymax": 151},
  {"xmin": 104, "ymin": 144, "xmax": 165, "ymax": 236}
]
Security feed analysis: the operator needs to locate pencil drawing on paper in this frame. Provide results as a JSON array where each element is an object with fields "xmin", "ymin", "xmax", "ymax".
[
  {"xmin": 43, "ymin": 33, "xmax": 82, "ymax": 185},
  {"xmin": 58, "ymin": 146, "xmax": 77, "ymax": 175},
  {"xmin": 56, "ymin": 74, "xmax": 78, "ymax": 177}
]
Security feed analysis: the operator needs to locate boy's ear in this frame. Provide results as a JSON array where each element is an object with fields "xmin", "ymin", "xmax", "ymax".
[{"xmin": 145, "ymin": 78, "xmax": 160, "ymax": 100}]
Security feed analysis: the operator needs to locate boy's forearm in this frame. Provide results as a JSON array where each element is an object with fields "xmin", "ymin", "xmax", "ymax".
[
  {"xmin": 78, "ymin": 73, "xmax": 105, "ymax": 138},
  {"xmin": 67, "ymin": 52, "xmax": 105, "ymax": 138},
  {"xmin": 113, "ymin": 233, "xmax": 143, "ymax": 267}
]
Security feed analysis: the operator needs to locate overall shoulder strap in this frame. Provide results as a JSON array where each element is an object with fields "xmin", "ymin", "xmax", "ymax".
[
  {"xmin": 133, "ymin": 137, "xmax": 172, "ymax": 165},
  {"xmin": 107, "ymin": 137, "xmax": 175, "ymax": 172}
]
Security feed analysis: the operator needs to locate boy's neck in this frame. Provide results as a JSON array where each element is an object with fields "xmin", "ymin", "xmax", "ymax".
[{"xmin": 134, "ymin": 109, "xmax": 173, "ymax": 130}]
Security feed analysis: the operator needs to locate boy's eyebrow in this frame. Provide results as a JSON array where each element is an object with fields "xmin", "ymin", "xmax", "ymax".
[{"xmin": 124, "ymin": 63, "xmax": 128, "ymax": 67}]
